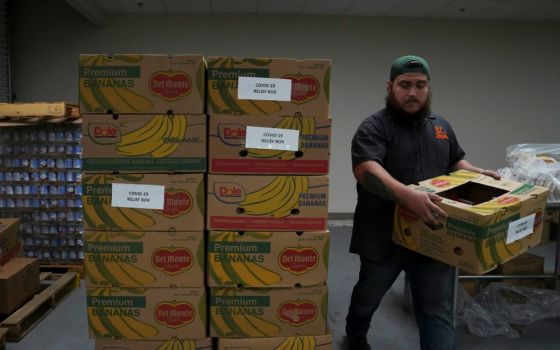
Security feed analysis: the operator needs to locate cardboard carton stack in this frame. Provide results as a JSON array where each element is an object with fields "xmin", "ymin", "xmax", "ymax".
[
  {"xmin": 1, "ymin": 218, "xmax": 40, "ymax": 316},
  {"xmin": 205, "ymin": 57, "xmax": 332, "ymax": 349},
  {"xmin": 79, "ymin": 54, "xmax": 210, "ymax": 349}
]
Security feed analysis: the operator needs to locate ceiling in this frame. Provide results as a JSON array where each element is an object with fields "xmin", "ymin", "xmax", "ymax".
[{"xmin": 66, "ymin": 0, "xmax": 560, "ymax": 26}]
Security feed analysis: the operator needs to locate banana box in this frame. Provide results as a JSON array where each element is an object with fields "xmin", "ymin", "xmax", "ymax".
[
  {"xmin": 87, "ymin": 287, "xmax": 206, "ymax": 340},
  {"xmin": 209, "ymin": 284, "xmax": 328, "ymax": 337},
  {"xmin": 84, "ymin": 231, "xmax": 204, "ymax": 288},
  {"xmin": 82, "ymin": 114, "xmax": 207, "ymax": 173},
  {"xmin": 207, "ymin": 57, "xmax": 330, "ymax": 118},
  {"xmin": 83, "ymin": 173, "xmax": 204, "ymax": 231},
  {"xmin": 217, "ymin": 334, "xmax": 333, "ymax": 350},
  {"xmin": 209, "ymin": 115, "xmax": 331, "ymax": 174},
  {"xmin": 95, "ymin": 338, "xmax": 212, "ymax": 350},
  {"xmin": 0, "ymin": 218, "xmax": 22, "ymax": 266},
  {"xmin": 79, "ymin": 54, "xmax": 205, "ymax": 114},
  {"xmin": 393, "ymin": 170, "xmax": 549, "ymax": 275},
  {"xmin": 207, "ymin": 231, "xmax": 329, "ymax": 288},
  {"xmin": 207, "ymin": 175, "xmax": 328, "ymax": 231}
]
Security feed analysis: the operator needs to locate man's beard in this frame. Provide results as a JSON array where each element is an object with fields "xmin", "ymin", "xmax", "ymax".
[{"xmin": 385, "ymin": 91, "xmax": 432, "ymax": 125}]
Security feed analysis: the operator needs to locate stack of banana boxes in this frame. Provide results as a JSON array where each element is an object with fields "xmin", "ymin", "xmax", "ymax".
[
  {"xmin": 79, "ymin": 54, "xmax": 212, "ymax": 350},
  {"xmin": 205, "ymin": 57, "xmax": 333, "ymax": 349}
]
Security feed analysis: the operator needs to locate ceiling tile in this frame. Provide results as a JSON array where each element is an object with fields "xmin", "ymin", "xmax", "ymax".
[
  {"xmin": 387, "ymin": 0, "xmax": 455, "ymax": 17},
  {"xmin": 211, "ymin": 0, "xmax": 258, "ymax": 13},
  {"xmin": 430, "ymin": 0, "xmax": 500, "ymax": 19},
  {"xmin": 470, "ymin": 0, "xmax": 551, "ymax": 20},
  {"xmin": 301, "ymin": 0, "xmax": 355, "ymax": 15},
  {"xmin": 115, "ymin": 0, "xmax": 166, "ymax": 13},
  {"xmin": 258, "ymin": 0, "xmax": 306, "ymax": 14},
  {"xmin": 96, "ymin": 0, "xmax": 123, "ymax": 13},
  {"xmin": 344, "ymin": 0, "xmax": 397, "ymax": 16},
  {"xmin": 513, "ymin": 2, "xmax": 560, "ymax": 20},
  {"xmin": 164, "ymin": 0, "xmax": 211, "ymax": 12}
]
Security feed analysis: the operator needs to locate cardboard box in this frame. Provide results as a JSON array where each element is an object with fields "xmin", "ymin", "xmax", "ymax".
[
  {"xmin": 87, "ymin": 287, "xmax": 206, "ymax": 340},
  {"xmin": 207, "ymin": 175, "xmax": 328, "ymax": 231},
  {"xmin": 0, "ymin": 218, "xmax": 22, "ymax": 266},
  {"xmin": 95, "ymin": 338, "xmax": 212, "ymax": 350},
  {"xmin": 207, "ymin": 57, "xmax": 330, "ymax": 118},
  {"xmin": 393, "ymin": 170, "xmax": 549, "ymax": 275},
  {"xmin": 208, "ymin": 115, "xmax": 331, "ymax": 174},
  {"xmin": 217, "ymin": 334, "xmax": 333, "ymax": 350},
  {"xmin": 84, "ymin": 231, "xmax": 204, "ymax": 288},
  {"xmin": 209, "ymin": 284, "xmax": 327, "ymax": 337},
  {"xmin": 83, "ymin": 173, "xmax": 205, "ymax": 231},
  {"xmin": 497, "ymin": 252, "xmax": 548, "ymax": 288},
  {"xmin": 82, "ymin": 114, "xmax": 207, "ymax": 173},
  {"xmin": 79, "ymin": 54, "xmax": 205, "ymax": 114},
  {"xmin": 0, "ymin": 257, "xmax": 40, "ymax": 315},
  {"xmin": 207, "ymin": 231, "xmax": 329, "ymax": 288}
]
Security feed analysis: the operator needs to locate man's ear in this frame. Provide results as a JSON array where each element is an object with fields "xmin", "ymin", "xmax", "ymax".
[{"xmin": 386, "ymin": 80, "xmax": 392, "ymax": 92}]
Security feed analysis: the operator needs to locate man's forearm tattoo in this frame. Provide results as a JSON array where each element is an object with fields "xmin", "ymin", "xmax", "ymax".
[{"xmin": 362, "ymin": 171, "xmax": 396, "ymax": 201}]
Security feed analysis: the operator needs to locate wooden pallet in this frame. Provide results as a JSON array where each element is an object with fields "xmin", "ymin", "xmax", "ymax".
[
  {"xmin": 0, "ymin": 272, "xmax": 79, "ymax": 342},
  {"xmin": 40, "ymin": 262, "xmax": 84, "ymax": 278},
  {"xmin": 0, "ymin": 327, "xmax": 6, "ymax": 350},
  {"xmin": 0, "ymin": 102, "xmax": 81, "ymax": 126}
]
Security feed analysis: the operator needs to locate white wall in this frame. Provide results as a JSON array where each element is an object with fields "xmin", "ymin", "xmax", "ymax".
[{"xmin": 11, "ymin": 0, "xmax": 560, "ymax": 213}]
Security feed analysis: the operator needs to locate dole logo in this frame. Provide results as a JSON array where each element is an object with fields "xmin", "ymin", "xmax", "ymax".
[
  {"xmin": 154, "ymin": 302, "xmax": 195, "ymax": 328},
  {"xmin": 279, "ymin": 247, "xmax": 319, "ymax": 275},
  {"xmin": 152, "ymin": 247, "xmax": 193, "ymax": 275},
  {"xmin": 430, "ymin": 178, "xmax": 451, "ymax": 188},
  {"xmin": 149, "ymin": 70, "xmax": 192, "ymax": 101},
  {"xmin": 497, "ymin": 196, "xmax": 520, "ymax": 205},
  {"xmin": 283, "ymin": 74, "xmax": 320, "ymax": 105},
  {"xmin": 277, "ymin": 300, "xmax": 318, "ymax": 326},
  {"xmin": 155, "ymin": 190, "xmax": 192, "ymax": 218},
  {"xmin": 215, "ymin": 182, "xmax": 245, "ymax": 203},
  {"xmin": 218, "ymin": 123, "xmax": 246, "ymax": 146},
  {"xmin": 89, "ymin": 124, "xmax": 120, "ymax": 144}
]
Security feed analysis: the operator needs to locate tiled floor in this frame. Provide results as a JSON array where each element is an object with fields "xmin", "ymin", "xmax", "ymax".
[{"xmin": 5, "ymin": 223, "xmax": 560, "ymax": 350}]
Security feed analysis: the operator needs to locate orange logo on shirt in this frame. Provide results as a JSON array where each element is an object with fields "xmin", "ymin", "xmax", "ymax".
[{"xmin": 434, "ymin": 126, "xmax": 448, "ymax": 139}]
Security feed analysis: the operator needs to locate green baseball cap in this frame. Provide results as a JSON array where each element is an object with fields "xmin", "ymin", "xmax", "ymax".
[{"xmin": 390, "ymin": 55, "xmax": 430, "ymax": 80}]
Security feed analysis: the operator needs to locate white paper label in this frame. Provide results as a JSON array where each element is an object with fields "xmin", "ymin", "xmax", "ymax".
[
  {"xmin": 245, "ymin": 126, "xmax": 300, "ymax": 151},
  {"xmin": 506, "ymin": 214, "xmax": 535, "ymax": 244},
  {"xmin": 111, "ymin": 183, "xmax": 165, "ymax": 210},
  {"xmin": 237, "ymin": 77, "xmax": 292, "ymax": 101}
]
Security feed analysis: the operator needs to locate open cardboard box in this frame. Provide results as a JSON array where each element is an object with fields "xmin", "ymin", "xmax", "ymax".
[{"xmin": 393, "ymin": 170, "xmax": 549, "ymax": 274}]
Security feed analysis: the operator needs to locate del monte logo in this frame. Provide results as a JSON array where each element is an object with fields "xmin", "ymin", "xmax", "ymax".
[
  {"xmin": 149, "ymin": 70, "xmax": 192, "ymax": 101},
  {"xmin": 154, "ymin": 301, "xmax": 195, "ymax": 328},
  {"xmin": 497, "ymin": 196, "xmax": 520, "ymax": 205},
  {"xmin": 279, "ymin": 247, "xmax": 319, "ymax": 275},
  {"xmin": 155, "ymin": 190, "xmax": 192, "ymax": 218},
  {"xmin": 430, "ymin": 178, "xmax": 450, "ymax": 188},
  {"xmin": 89, "ymin": 123, "xmax": 121, "ymax": 144},
  {"xmin": 277, "ymin": 300, "xmax": 318, "ymax": 326},
  {"xmin": 152, "ymin": 247, "xmax": 193, "ymax": 275},
  {"xmin": 282, "ymin": 74, "xmax": 319, "ymax": 104}
]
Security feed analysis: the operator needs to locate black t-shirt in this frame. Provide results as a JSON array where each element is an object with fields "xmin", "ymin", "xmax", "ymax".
[{"xmin": 350, "ymin": 108, "xmax": 465, "ymax": 260}]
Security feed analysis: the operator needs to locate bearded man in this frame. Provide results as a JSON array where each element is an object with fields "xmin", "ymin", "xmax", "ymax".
[{"xmin": 345, "ymin": 55, "xmax": 500, "ymax": 350}]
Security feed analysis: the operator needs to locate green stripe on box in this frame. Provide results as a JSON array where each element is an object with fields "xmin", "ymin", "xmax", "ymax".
[
  {"xmin": 87, "ymin": 296, "xmax": 146, "ymax": 308},
  {"xmin": 84, "ymin": 242, "xmax": 144, "ymax": 254},
  {"xmin": 210, "ymin": 295, "xmax": 270, "ymax": 307},
  {"xmin": 83, "ymin": 157, "xmax": 206, "ymax": 171},
  {"xmin": 208, "ymin": 242, "xmax": 271, "ymax": 253}
]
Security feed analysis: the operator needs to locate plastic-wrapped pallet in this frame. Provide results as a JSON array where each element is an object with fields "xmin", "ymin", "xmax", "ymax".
[{"xmin": 499, "ymin": 144, "xmax": 560, "ymax": 203}]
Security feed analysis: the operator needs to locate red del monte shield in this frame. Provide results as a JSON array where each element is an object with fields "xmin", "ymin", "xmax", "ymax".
[
  {"xmin": 154, "ymin": 302, "xmax": 195, "ymax": 328},
  {"xmin": 149, "ymin": 70, "xmax": 192, "ymax": 101},
  {"xmin": 278, "ymin": 247, "xmax": 319, "ymax": 275},
  {"xmin": 152, "ymin": 247, "xmax": 193, "ymax": 275},
  {"xmin": 277, "ymin": 300, "xmax": 318, "ymax": 326}
]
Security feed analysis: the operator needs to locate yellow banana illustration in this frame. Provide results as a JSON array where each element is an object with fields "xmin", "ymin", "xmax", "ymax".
[
  {"xmin": 209, "ymin": 231, "xmax": 281, "ymax": 287},
  {"xmin": 87, "ymin": 288, "xmax": 159, "ymax": 339},
  {"xmin": 151, "ymin": 115, "xmax": 187, "ymax": 158},
  {"xmin": 276, "ymin": 337, "xmax": 316, "ymax": 350},
  {"xmin": 240, "ymin": 176, "xmax": 308, "ymax": 217},
  {"xmin": 156, "ymin": 337, "xmax": 196, "ymax": 350},
  {"xmin": 210, "ymin": 288, "xmax": 281, "ymax": 337}
]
